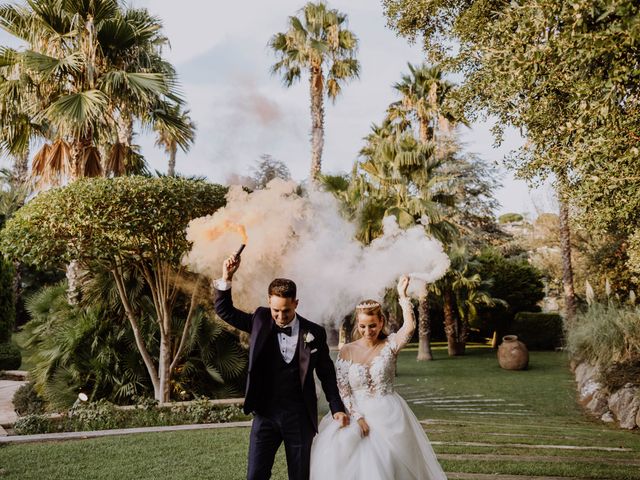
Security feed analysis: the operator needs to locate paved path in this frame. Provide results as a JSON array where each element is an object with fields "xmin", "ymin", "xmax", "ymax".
[{"xmin": 0, "ymin": 378, "xmax": 27, "ymax": 427}]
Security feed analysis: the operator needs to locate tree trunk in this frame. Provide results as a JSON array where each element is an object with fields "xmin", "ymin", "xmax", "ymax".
[
  {"xmin": 12, "ymin": 150, "xmax": 29, "ymax": 186},
  {"xmin": 159, "ymin": 336, "xmax": 172, "ymax": 402},
  {"xmin": 419, "ymin": 117, "xmax": 430, "ymax": 144},
  {"xmin": 416, "ymin": 292, "xmax": 433, "ymax": 361},
  {"xmin": 167, "ymin": 143, "xmax": 177, "ymax": 177},
  {"xmin": 558, "ymin": 193, "xmax": 577, "ymax": 323},
  {"xmin": 443, "ymin": 286, "xmax": 457, "ymax": 356},
  {"xmin": 309, "ymin": 66, "xmax": 325, "ymax": 184},
  {"xmin": 66, "ymin": 260, "xmax": 82, "ymax": 305},
  {"xmin": 443, "ymin": 287, "xmax": 465, "ymax": 356},
  {"xmin": 112, "ymin": 268, "xmax": 161, "ymax": 397}
]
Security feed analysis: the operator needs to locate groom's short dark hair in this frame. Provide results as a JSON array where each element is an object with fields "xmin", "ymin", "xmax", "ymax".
[{"xmin": 268, "ymin": 278, "xmax": 297, "ymax": 299}]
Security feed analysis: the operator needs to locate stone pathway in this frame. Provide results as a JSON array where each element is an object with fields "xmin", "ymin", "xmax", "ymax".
[
  {"xmin": 398, "ymin": 387, "xmax": 537, "ymax": 416},
  {"xmin": 0, "ymin": 374, "xmax": 28, "ymax": 428}
]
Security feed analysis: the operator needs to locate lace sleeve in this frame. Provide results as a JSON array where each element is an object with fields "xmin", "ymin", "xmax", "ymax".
[
  {"xmin": 391, "ymin": 297, "xmax": 416, "ymax": 353},
  {"xmin": 336, "ymin": 354, "xmax": 363, "ymax": 420}
]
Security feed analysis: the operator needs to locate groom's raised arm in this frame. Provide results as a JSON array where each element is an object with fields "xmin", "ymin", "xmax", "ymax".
[
  {"xmin": 314, "ymin": 326, "xmax": 346, "ymax": 415},
  {"xmin": 212, "ymin": 255, "xmax": 253, "ymax": 333}
]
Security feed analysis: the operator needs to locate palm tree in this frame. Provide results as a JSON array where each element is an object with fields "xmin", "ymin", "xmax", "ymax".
[
  {"xmin": 153, "ymin": 105, "xmax": 196, "ymax": 177},
  {"xmin": 269, "ymin": 2, "xmax": 359, "ymax": 183},
  {"xmin": 389, "ymin": 63, "xmax": 463, "ymax": 145},
  {"xmin": 0, "ymin": 0, "xmax": 188, "ymax": 186},
  {"xmin": 434, "ymin": 243, "xmax": 498, "ymax": 356},
  {"xmin": 388, "ymin": 63, "xmax": 469, "ymax": 360}
]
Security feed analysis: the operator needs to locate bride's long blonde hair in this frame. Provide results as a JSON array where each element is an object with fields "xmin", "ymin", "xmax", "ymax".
[{"xmin": 350, "ymin": 299, "xmax": 389, "ymax": 341}]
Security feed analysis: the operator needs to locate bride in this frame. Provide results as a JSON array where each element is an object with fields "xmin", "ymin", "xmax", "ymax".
[{"xmin": 310, "ymin": 276, "xmax": 448, "ymax": 479}]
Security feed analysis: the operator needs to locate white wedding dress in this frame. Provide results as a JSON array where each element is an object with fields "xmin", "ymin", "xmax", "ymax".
[{"xmin": 310, "ymin": 298, "xmax": 447, "ymax": 480}]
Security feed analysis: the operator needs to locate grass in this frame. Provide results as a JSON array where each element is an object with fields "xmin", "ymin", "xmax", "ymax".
[{"xmin": 1, "ymin": 345, "xmax": 639, "ymax": 479}]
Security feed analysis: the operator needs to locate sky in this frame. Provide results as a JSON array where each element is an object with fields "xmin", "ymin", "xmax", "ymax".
[{"xmin": 0, "ymin": 0, "xmax": 555, "ymax": 217}]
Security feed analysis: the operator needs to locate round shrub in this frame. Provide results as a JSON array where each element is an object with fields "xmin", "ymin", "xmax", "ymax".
[
  {"xmin": 13, "ymin": 414, "xmax": 56, "ymax": 435},
  {"xmin": 13, "ymin": 381, "xmax": 46, "ymax": 416},
  {"xmin": 0, "ymin": 342, "xmax": 21, "ymax": 370}
]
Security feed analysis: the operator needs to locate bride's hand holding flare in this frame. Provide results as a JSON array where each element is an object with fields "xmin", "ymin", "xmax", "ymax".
[{"xmin": 397, "ymin": 275, "xmax": 410, "ymax": 299}]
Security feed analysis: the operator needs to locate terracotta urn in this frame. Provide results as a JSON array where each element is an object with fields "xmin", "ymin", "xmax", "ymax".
[{"xmin": 498, "ymin": 335, "xmax": 529, "ymax": 370}]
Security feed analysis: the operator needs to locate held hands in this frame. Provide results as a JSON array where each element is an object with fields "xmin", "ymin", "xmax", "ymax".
[
  {"xmin": 397, "ymin": 275, "xmax": 410, "ymax": 299},
  {"xmin": 333, "ymin": 412, "xmax": 350, "ymax": 428},
  {"xmin": 222, "ymin": 254, "xmax": 241, "ymax": 282}
]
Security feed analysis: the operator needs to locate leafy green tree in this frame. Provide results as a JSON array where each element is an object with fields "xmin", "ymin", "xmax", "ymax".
[
  {"xmin": 269, "ymin": 2, "xmax": 360, "ymax": 183},
  {"xmin": 470, "ymin": 248, "xmax": 545, "ymax": 347},
  {"xmin": 0, "ymin": 176, "xmax": 227, "ymax": 402},
  {"xmin": 382, "ymin": 0, "xmax": 640, "ymax": 321}
]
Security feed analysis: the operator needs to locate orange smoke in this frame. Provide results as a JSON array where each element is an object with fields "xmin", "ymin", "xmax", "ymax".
[{"xmin": 207, "ymin": 220, "xmax": 249, "ymax": 244}]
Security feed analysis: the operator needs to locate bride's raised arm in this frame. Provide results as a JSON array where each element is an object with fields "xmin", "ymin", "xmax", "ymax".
[{"xmin": 392, "ymin": 275, "xmax": 415, "ymax": 352}]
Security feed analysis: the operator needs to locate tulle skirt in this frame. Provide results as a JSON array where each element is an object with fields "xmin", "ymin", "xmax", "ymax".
[{"xmin": 310, "ymin": 392, "xmax": 447, "ymax": 480}]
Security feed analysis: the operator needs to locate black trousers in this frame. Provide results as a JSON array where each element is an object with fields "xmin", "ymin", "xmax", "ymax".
[{"xmin": 247, "ymin": 407, "xmax": 315, "ymax": 480}]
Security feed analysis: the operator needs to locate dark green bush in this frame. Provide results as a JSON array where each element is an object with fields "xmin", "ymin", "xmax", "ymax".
[
  {"xmin": 0, "ymin": 258, "xmax": 16, "ymax": 343},
  {"xmin": 508, "ymin": 312, "xmax": 564, "ymax": 350},
  {"xmin": 470, "ymin": 248, "xmax": 545, "ymax": 338},
  {"xmin": 0, "ymin": 341, "xmax": 21, "ymax": 370},
  {"xmin": 13, "ymin": 381, "xmax": 46, "ymax": 416}
]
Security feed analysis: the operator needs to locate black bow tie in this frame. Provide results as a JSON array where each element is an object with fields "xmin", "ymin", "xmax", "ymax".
[{"xmin": 275, "ymin": 325, "xmax": 293, "ymax": 336}]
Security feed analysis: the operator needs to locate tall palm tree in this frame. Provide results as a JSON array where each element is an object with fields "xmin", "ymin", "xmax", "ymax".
[
  {"xmin": 269, "ymin": 2, "xmax": 359, "ymax": 183},
  {"xmin": 388, "ymin": 63, "xmax": 468, "ymax": 360},
  {"xmin": 153, "ymin": 105, "xmax": 196, "ymax": 177},
  {"xmin": 389, "ymin": 63, "xmax": 463, "ymax": 145},
  {"xmin": 0, "ymin": 0, "xmax": 188, "ymax": 186}
]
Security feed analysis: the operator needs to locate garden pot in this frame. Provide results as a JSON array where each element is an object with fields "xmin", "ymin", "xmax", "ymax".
[{"xmin": 498, "ymin": 335, "xmax": 529, "ymax": 370}]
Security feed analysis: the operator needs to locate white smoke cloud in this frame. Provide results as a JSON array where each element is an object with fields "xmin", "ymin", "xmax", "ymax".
[{"xmin": 183, "ymin": 179, "xmax": 450, "ymax": 327}]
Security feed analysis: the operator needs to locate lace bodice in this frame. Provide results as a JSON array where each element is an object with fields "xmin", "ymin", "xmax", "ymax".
[{"xmin": 336, "ymin": 297, "xmax": 414, "ymax": 420}]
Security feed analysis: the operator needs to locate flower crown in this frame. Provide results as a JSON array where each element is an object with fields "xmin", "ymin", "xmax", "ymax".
[{"xmin": 356, "ymin": 300, "xmax": 381, "ymax": 310}]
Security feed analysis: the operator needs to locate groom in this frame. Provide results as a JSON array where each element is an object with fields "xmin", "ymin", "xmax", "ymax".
[{"xmin": 213, "ymin": 254, "xmax": 349, "ymax": 480}]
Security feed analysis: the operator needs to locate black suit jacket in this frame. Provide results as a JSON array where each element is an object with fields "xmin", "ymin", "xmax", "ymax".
[{"xmin": 214, "ymin": 287, "xmax": 345, "ymax": 432}]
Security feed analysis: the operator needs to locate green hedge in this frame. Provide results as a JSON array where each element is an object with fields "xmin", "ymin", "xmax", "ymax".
[
  {"xmin": 0, "ymin": 258, "xmax": 16, "ymax": 343},
  {"xmin": 13, "ymin": 398, "xmax": 248, "ymax": 435},
  {"xmin": 0, "ymin": 341, "xmax": 21, "ymax": 370},
  {"xmin": 508, "ymin": 312, "xmax": 563, "ymax": 350}
]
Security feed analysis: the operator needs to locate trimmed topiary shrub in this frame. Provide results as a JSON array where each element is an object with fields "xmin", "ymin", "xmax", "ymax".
[
  {"xmin": 508, "ymin": 312, "xmax": 563, "ymax": 350},
  {"xmin": 13, "ymin": 381, "xmax": 46, "ymax": 416},
  {"xmin": 0, "ymin": 341, "xmax": 21, "ymax": 370}
]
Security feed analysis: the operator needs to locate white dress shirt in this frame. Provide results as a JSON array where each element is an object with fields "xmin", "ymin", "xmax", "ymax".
[{"xmin": 213, "ymin": 278, "xmax": 299, "ymax": 363}]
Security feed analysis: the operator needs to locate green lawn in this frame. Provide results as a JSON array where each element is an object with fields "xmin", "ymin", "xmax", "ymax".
[{"xmin": 1, "ymin": 345, "xmax": 639, "ymax": 480}]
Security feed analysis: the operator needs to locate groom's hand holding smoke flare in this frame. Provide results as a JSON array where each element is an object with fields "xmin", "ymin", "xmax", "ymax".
[{"xmin": 222, "ymin": 254, "xmax": 241, "ymax": 281}]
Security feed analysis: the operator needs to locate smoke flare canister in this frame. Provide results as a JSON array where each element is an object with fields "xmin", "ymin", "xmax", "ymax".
[{"xmin": 234, "ymin": 244, "xmax": 246, "ymax": 258}]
